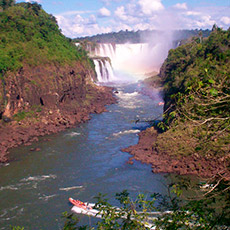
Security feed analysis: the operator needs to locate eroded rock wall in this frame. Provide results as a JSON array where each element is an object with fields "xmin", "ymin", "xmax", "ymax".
[{"xmin": 0, "ymin": 62, "xmax": 116, "ymax": 162}]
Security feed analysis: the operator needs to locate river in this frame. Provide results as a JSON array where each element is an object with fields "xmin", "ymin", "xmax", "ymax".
[{"xmin": 0, "ymin": 81, "xmax": 169, "ymax": 229}]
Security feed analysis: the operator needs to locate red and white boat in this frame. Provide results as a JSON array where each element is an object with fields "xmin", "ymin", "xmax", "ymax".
[
  {"xmin": 158, "ymin": 102, "xmax": 164, "ymax": 106},
  {"xmin": 69, "ymin": 198, "xmax": 92, "ymax": 210},
  {"xmin": 69, "ymin": 198, "xmax": 157, "ymax": 229},
  {"xmin": 69, "ymin": 198, "xmax": 100, "ymax": 217}
]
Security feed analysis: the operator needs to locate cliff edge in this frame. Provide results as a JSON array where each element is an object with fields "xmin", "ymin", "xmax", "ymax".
[{"xmin": 0, "ymin": 2, "xmax": 116, "ymax": 162}]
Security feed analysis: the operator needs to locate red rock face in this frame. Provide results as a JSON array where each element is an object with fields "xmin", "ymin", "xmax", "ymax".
[{"xmin": 0, "ymin": 62, "xmax": 116, "ymax": 163}]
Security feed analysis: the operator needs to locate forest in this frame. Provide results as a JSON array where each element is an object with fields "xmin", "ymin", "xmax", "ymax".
[
  {"xmin": 75, "ymin": 29, "xmax": 211, "ymax": 44},
  {"xmin": 158, "ymin": 27, "xmax": 230, "ymax": 162},
  {"xmin": 0, "ymin": 1, "xmax": 90, "ymax": 73},
  {"xmin": 1, "ymin": 0, "xmax": 230, "ymax": 229}
]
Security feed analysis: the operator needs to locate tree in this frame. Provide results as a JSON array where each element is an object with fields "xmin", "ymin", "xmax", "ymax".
[
  {"xmin": 63, "ymin": 179, "xmax": 230, "ymax": 229},
  {"xmin": 0, "ymin": 0, "xmax": 15, "ymax": 10}
]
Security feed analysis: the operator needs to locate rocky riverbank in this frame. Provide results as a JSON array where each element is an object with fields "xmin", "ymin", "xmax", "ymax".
[
  {"xmin": 123, "ymin": 72, "xmax": 230, "ymax": 180},
  {"xmin": 123, "ymin": 126, "xmax": 230, "ymax": 179},
  {"xmin": 0, "ymin": 85, "xmax": 115, "ymax": 163},
  {"xmin": 0, "ymin": 63, "xmax": 116, "ymax": 163}
]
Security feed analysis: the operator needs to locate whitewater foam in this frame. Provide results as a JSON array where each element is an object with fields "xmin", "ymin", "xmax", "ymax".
[
  {"xmin": 116, "ymin": 91, "xmax": 142, "ymax": 109},
  {"xmin": 112, "ymin": 129, "xmax": 140, "ymax": 137},
  {"xmin": 65, "ymin": 132, "xmax": 81, "ymax": 137},
  {"xmin": 59, "ymin": 185, "xmax": 83, "ymax": 191},
  {"xmin": 21, "ymin": 174, "xmax": 57, "ymax": 182},
  {"xmin": 0, "ymin": 185, "xmax": 18, "ymax": 191},
  {"xmin": 39, "ymin": 194, "xmax": 57, "ymax": 201}
]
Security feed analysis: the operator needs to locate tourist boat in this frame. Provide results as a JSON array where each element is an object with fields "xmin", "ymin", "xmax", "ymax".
[
  {"xmin": 69, "ymin": 198, "xmax": 157, "ymax": 229},
  {"xmin": 69, "ymin": 198, "xmax": 100, "ymax": 217},
  {"xmin": 69, "ymin": 198, "xmax": 93, "ymax": 210}
]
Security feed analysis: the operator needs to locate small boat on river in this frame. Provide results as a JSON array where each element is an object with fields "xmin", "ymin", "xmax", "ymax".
[
  {"xmin": 69, "ymin": 198, "xmax": 156, "ymax": 229},
  {"xmin": 158, "ymin": 102, "xmax": 164, "ymax": 106},
  {"xmin": 69, "ymin": 198, "xmax": 100, "ymax": 217}
]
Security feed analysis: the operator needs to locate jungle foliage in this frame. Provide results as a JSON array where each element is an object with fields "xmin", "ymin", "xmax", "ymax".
[
  {"xmin": 0, "ymin": 0, "xmax": 15, "ymax": 10},
  {"xmin": 75, "ymin": 29, "xmax": 210, "ymax": 44},
  {"xmin": 63, "ymin": 176, "xmax": 230, "ymax": 229},
  {"xmin": 157, "ymin": 27, "xmax": 230, "ymax": 159},
  {"xmin": 11, "ymin": 175, "xmax": 230, "ymax": 229},
  {"xmin": 0, "ymin": 2, "xmax": 90, "ymax": 74}
]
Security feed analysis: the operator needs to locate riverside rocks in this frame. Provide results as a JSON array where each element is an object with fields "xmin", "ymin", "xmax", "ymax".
[
  {"xmin": 0, "ymin": 85, "xmax": 115, "ymax": 163},
  {"xmin": 123, "ymin": 127, "xmax": 229, "ymax": 179},
  {"xmin": 0, "ymin": 63, "xmax": 116, "ymax": 163}
]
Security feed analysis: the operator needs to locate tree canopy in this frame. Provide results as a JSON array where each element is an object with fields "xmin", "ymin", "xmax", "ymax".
[
  {"xmin": 0, "ymin": 2, "xmax": 90, "ymax": 74},
  {"xmin": 157, "ymin": 27, "xmax": 230, "ymax": 161}
]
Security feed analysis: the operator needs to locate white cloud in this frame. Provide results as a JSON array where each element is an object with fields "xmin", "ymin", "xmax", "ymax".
[
  {"xmin": 185, "ymin": 11, "xmax": 202, "ymax": 16},
  {"xmin": 114, "ymin": 5, "xmax": 139, "ymax": 24},
  {"xmin": 115, "ymin": 6, "xmax": 127, "ymax": 20},
  {"xmin": 112, "ymin": 22, "xmax": 132, "ymax": 32},
  {"xmin": 133, "ymin": 23, "xmax": 153, "ymax": 31},
  {"xmin": 98, "ymin": 7, "xmax": 111, "ymax": 17},
  {"xmin": 138, "ymin": 0, "xmax": 164, "ymax": 15},
  {"xmin": 220, "ymin": 16, "xmax": 230, "ymax": 25},
  {"xmin": 195, "ymin": 15, "xmax": 216, "ymax": 28},
  {"xmin": 25, "ymin": 0, "xmax": 42, "ymax": 3},
  {"xmin": 54, "ymin": 0, "xmax": 229, "ymax": 37},
  {"xmin": 55, "ymin": 13, "xmax": 112, "ymax": 38},
  {"xmin": 173, "ymin": 3, "xmax": 187, "ymax": 10}
]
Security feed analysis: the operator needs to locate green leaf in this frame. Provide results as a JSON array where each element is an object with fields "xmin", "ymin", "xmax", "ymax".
[
  {"xmin": 210, "ymin": 88, "xmax": 218, "ymax": 96},
  {"xmin": 208, "ymin": 79, "xmax": 215, "ymax": 84},
  {"xmin": 198, "ymin": 81, "xmax": 204, "ymax": 87}
]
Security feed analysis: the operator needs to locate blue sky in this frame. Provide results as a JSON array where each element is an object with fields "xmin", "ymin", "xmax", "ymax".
[{"xmin": 16, "ymin": 0, "xmax": 230, "ymax": 38}]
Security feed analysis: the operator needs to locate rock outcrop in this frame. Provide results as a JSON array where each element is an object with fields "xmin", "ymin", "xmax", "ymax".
[
  {"xmin": 0, "ymin": 62, "xmax": 116, "ymax": 163},
  {"xmin": 123, "ymin": 127, "xmax": 230, "ymax": 179}
]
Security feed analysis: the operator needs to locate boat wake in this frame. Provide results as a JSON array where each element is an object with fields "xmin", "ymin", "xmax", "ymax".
[
  {"xmin": 0, "ymin": 174, "xmax": 57, "ymax": 192},
  {"xmin": 39, "ymin": 194, "xmax": 57, "ymax": 201},
  {"xmin": 59, "ymin": 186, "xmax": 83, "ymax": 191}
]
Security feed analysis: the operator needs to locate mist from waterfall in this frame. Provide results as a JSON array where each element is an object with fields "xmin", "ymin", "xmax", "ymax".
[{"xmin": 92, "ymin": 31, "xmax": 174, "ymax": 82}]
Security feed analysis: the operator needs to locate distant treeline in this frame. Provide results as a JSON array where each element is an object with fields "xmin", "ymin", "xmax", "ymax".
[{"xmin": 74, "ymin": 29, "xmax": 211, "ymax": 44}]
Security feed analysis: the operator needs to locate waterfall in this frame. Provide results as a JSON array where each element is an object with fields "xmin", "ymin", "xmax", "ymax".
[
  {"xmin": 89, "ymin": 41, "xmax": 173, "ymax": 82},
  {"xmin": 93, "ymin": 57, "xmax": 115, "ymax": 82}
]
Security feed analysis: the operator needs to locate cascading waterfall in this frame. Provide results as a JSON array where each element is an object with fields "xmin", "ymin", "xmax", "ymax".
[
  {"xmin": 90, "ymin": 40, "xmax": 173, "ymax": 82},
  {"xmin": 93, "ymin": 58, "xmax": 115, "ymax": 82}
]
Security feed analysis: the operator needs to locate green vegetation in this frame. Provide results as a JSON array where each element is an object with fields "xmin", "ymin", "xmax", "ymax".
[
  {"xmin": 75, "ymin": 29, "xmax": 210, "ymax": 44},
  {"xmin": 0, "ymin": 1, "xmax": 95, "ymax": 119},
  {"xmin": 0, "ymin": 1, "xmax": 90, "ymax": 74},
  {"xmin": 62, "ymin": 178, "xmax": 230, "ymax": 229},
  {"xmin": 13, "ymin": 105, "xmax": 42, "ymax": 121},
  {"xmin": 10, "ymin": 227, "xmax": 24, "ymax": 230},
  {"xmin": 0, "ymin": 0, "xmax": 15, "ymax": 10},
  {"xmin": 157, "ymin": 27, "xmax": 230, "ymax": 159},
  {"xmin": 10, "ymin": 178, "xmax": 230, "ymax": 229}
]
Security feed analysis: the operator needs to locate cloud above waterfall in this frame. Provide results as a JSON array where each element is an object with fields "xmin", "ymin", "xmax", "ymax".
[
  {"xmin": 138, "ymin": 0, "xmax": 164, "ymax": 15},
  {"xmin": 49, "ymin": 0, "xmax": 230, "ymax": 38},
  {"xmin": 98, "ymin": 7, "xmax": 111, "ymax": 17},
  {"xmin": 173, "ymin": 3, "xmax": 188, "ymax": 10},
  {"xmin": 56, "ymin": 13, "xmax": 112, "ymax": 38}
]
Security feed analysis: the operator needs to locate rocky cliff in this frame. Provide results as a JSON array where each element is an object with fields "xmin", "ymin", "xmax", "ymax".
[
  {"xmin": 0, "ymin": 62, "xmax": 115, "ymax": 162},
  {"xmin": 0, "ymin": 2, "xmax": 116, "ymax": 162}
]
